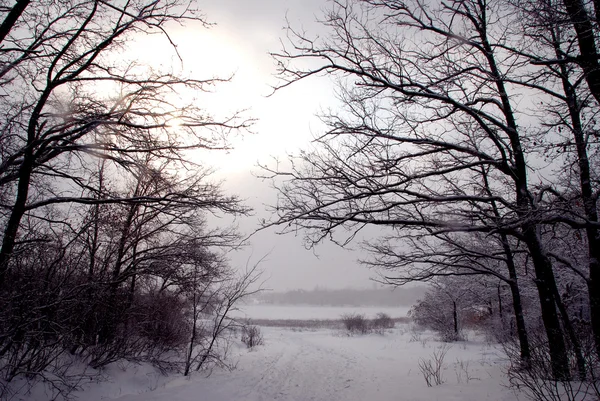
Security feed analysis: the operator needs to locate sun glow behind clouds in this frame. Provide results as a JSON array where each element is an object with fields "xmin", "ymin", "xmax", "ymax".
[
  {"xmin": 125, "ymin": 17, "xmax": 336, "ymax": 177},
  {"xmin": 118, "ymin": 2, "xmax": 375, "ymax": 291}
]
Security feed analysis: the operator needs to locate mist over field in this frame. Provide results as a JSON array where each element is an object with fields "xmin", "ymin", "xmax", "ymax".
[{"xmin": 249, "ymin": 287, "xmax": 425, "ymax": 307}]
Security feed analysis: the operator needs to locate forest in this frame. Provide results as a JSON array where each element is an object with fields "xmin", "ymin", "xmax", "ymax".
[
  {"xmin": 2, "ymin": 0, "xmax": 600, "ymax": 400},
  {"xmin": 0, "ymin": 0, "xmax": 260, "ymax": 397},
  {"xmin": 261, "ymin": 0, "xmax": 600, "ymax": 398}
]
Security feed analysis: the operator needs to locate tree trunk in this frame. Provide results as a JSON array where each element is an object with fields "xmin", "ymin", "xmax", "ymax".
[
  {"xmin": 98, "ymin": 200, "xmax": 139, "ymax": 344},
  {"xmin": 185, "ymin": 292, "xmax": 198, "ymax": 377},
  {"xmin": 478, "ymin": 18, "xmax": 569, "ymax": 378},
  {"xmin": 554, "ymin": 39, "xmax": 600, "ymax": 360},
  {"xmin": 111, "ymin": 202, "xmax": 139, "ymax": 287},
  {"xmin": 553, "ymin": 285, "xmax": 587, "ymax": 380},
  {"xmin": 562, "ymin": 0, "xmax": 600, "ymax": 106},
  {"xmin": 0, "ymin": 135, "xmax": 34, "ymax": 287},
  {"xmin": 499, "ymin": 229, "xmax": 531, "ymax": 366},
  {"xmin": 453, "ymin": 300, "xmax": 458, "ymax": 337},
  {"xmin": 497, "ymin": 284, "xmax": 503, "ymax": 317},
  {"xmin": 523, "ymin": 228, "xmax": 571, "ymax": 380},
  {"xmin": 508, "ymin": 279, "xmax": 531, "ymax": 367},
  {"xmin": 481, "ymin": 163, "xmax": 532, "ymax": 364},
  {"xmin": 0, "ymin": 0, "xmax": 31, "ymax": 44},
  {"xmin": 588, "ymin": 275, "xmax": 600, "ymax": 359},
  {"xmin": 0, "ymin": 84, "xmax": 52, "ymax": 287}
]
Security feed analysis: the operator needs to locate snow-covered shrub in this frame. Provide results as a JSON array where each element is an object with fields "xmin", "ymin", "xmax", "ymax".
[
  {"xmin": 410, "ymin": 295, "xmax": 464, "ymax": 342},
  {"xmin": 408, "ymin": 324, "xmax": 424, "ymax": 343},
  {"xmin": 341, "ymin": 313, "xmax": 370, "ymax": 335},
  {"xmin": 504, "ymin": 329, "xmax": 600, "ymax": 401},
  {"xmin": 136, "ymin": 291, "xmax": 190, "ymax": 351},
  {"xmin": 84, "ymin": 289, "xmax": 191, "ymax": 370},
  {"xmin": 371, "ymin": 312, "xmax": 395, "ymax": 334},
  {"xmin": 241, "ymin": 324, "xmax": 264, "ymax": 349}
]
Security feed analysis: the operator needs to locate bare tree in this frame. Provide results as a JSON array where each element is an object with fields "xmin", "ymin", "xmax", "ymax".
[
  {"xmin": 559, "ymin": 0, "xmax": 600, "ymax": 105},
  {"xmin": 368, "ymin": 229, "xmax": 533, "ymax": 361},
  {"xmin": 263, "ymin": 0, "xmax": 580, "ymax": 379},
  {"xmin": 510, "ymin": 0, "xmax": 600, "ymax": 361},
  {"xmin": 0, "ymin": 0, "xmax": 250, "ymax": 287},
  {"xmin": 186, "ymin": 263, "xmax": 262, "ymax": 375},
  {"xmin": 0, "ymin": 1, "xmax": 255, "ymax": 396},
  {"xmin": 410, "ymin": 277, "xmax": 471, "ymax": 342}
]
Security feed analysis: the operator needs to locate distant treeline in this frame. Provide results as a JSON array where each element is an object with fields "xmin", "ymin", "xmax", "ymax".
[{"xmin": 253, "ymin": 287, "xmax": 425, "ymax": 306}]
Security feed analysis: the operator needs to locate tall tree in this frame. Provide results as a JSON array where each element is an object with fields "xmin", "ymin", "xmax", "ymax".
[
  {"xmin": 0, "ymin": 1, "xmax": 254, "ymax": 395},
  {"xmin": 0, "ymin": 0, "xmax": 248, "ymax": 286},
  {"xmin": 511, "ymin": 0, "xmax": 600, "ymax": 359},
  {"xmin": 265, "ymin": 0, "xmax": 574, "ymax": 379}
]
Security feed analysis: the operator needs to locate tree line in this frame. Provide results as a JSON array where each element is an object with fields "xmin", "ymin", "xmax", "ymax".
[{"xmin": 253, "ymin": 287, "xmax": 423, "ymax": 306}]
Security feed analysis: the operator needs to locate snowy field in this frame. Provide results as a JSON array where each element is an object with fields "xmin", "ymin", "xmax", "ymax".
[
  {"xmin": 231, "ymin": 303, "xmax": 412, "ymax": 320},
  {"xmin": 46, "ymin": 324, "xmax": 520, "ymax": 401}
]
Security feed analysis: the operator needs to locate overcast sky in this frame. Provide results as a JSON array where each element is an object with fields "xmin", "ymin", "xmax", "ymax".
[{"xmin": 132, "ymin": 0, "xmax": 377, "ymax": 290}]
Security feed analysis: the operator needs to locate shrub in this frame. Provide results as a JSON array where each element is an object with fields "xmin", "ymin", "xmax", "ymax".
[
  {"xmin": 136, "ymin": 291, "xmax": 190, "ymax": 350},
  {"xmin": 504, "ymin": 330, "xmax": 600, "ymax": 401},
  {"xmin": 341, "ymin": 313, "xmax": 370, "ymax": 335},
  {"xmin": 371, "ymin": 312, "xmax": 395, "ymax": 333},
  {"xmin": 241, "ymin": 324, "xmax": 264, "ymax": 349},
  {"xmin": 454, "ymin": 358, "xmax": 478, "ymax": 384},
  {"xmin": 410, "ymin": 297, "xmax": 463, "ymax": 342},
  {"xmin": 418, "ymin": 344, "xmax": 451, "ymax": 387}
]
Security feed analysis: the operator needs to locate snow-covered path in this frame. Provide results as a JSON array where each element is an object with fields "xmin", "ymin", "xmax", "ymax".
[
  {"xmin": 226, "ymin": 331, "xmax": 358, "ymax": 401},
  {"xmin": 99, "ymin": 327, "xmax": 519, "ymax": 401}
]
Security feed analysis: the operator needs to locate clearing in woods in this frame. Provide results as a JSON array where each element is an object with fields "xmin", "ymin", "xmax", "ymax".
[{"xmin": 75, "ymin": 324, "xmax": 518, "ymax": 401}]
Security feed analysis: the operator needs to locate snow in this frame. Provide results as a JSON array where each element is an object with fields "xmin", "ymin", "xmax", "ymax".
[
  {"xmin": 232, "ymin": 304, "xmax": 411, "ymax": 320},
  {"xmin": 58, "ymin": 325, "xmax": 519, "ymax": 401}
]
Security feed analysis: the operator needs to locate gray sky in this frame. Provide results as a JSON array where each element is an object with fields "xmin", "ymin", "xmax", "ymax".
[{"xmin": 133, "ymin": 0, "xmax": 377, "ymax": 290}]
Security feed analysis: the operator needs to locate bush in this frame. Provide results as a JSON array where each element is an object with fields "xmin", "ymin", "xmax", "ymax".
[
  {"xmin": 418, "ymin": 344, "xmax": 451, "ymax": 387},
  {"xmin": 136, "ymin": 291, "xmax": 190, "ymax": 350},
  {"xmin": 504, "ymin": 330, "xmax": 600, "ymax": 401},
  {"xmin": 241, "ymin": 324, "xmax": 264, "ymax": 349},
  {"xmin": 410, "ymin": 297, "xmax": 463, "ymax": 342},
  {"xmin": 371, "ymin": 312, "xmax": 395, "ymax": 333},
  {"xmin": 341, "ymin": 313, "xmax": 370, "ymax": 335}
]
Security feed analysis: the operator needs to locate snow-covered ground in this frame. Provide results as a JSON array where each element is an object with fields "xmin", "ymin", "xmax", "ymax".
[
  {"xmin": 232, "ymin": 304, "xmax": 411, "ymax": 320},
  {"xmin": 55, "ymin": 325, "xmax": 519, "ymax": 401}
]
